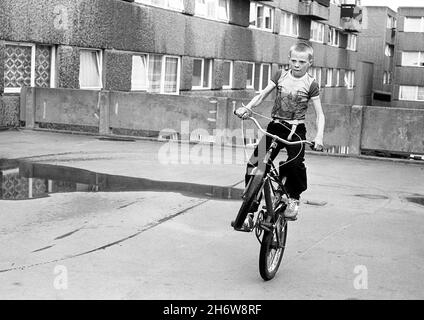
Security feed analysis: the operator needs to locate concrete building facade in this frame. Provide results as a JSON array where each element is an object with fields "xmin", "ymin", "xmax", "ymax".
[
  {"xmin": 393, "ymin": 7, "xmax": 424, "ymax": 109},
  {"xmin": 357, "ymin": 5, "xmax": 397, "ymax": 106},
  {"xmin": 0, "ymin": 0, "xmax": 362, "ymax": 127}
]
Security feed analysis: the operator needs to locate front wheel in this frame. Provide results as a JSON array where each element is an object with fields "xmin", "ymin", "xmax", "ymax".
[{"xmin": 259, "ymin": 219, "xmax": 287, "ymax": 281}]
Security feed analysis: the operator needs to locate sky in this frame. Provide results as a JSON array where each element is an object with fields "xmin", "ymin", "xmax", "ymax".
[{"xmin": 359, "ymin": 0, "xmax": 424, "ymax": 11}]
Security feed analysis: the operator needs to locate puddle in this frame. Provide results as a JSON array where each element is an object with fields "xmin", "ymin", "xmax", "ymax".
[
  {"xmin": 0, "ymin": 159, "xmax": 243, "ymax": 201},
  {"xmin": 406, "ymin": 197, "xmax": 424, "ymax": 206}
]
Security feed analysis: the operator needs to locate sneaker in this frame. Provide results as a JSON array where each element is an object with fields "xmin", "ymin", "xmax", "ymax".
[
  {"xmin": 284, "ymin": 198, "xmax": 300, "ymax": 220},
  {"xmin": 241, "ymin": 212, "xmax": 254, "ymax": 231}
]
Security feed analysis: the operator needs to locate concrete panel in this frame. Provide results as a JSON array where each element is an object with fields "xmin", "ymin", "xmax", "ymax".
[
  {"xmin": 361, "ymin": 106, "xmax": 424, "ymax": 153},
  {"xmin": 109, "ymin": 92, "xmax": 223, "ymax": 135},
  {"xmin": 0, "ymin": 95, "xmax": 20, "ymax": 127},
  {"xmin": 57, "ymin": 45, "xmax": 80, "ymax": 89},
  {"xmin": 305, "ymin": 104, "xmax": 352, "ymax": 148},
  {"xmin": 104, "ymin": 50, "xmax": 132, "ymax": 92},
  {"xmin": 397, "ymin": 33, "xmax": 424, "ymax": 51},
  {"xmin": 33, "ymin": 88, "xmax": 100, "ymax": 127},
  {"xmin": 395, "ymin": 67, "xmax": 424, "ymax": 86}
]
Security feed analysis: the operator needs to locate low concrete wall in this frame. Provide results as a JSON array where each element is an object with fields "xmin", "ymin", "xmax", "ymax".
[
  {"xmin": 361, "ymin": 106, "xmax": 424, "ymax": 154},
  {"xmin": 19, "ymin": 87, "xmax": 424, "ymax": 156}
]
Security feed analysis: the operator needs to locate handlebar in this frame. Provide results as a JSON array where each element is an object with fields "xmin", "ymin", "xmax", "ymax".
[{"xmin": 233, "ymin": 108, "xmax": 314, "ymax": 147}]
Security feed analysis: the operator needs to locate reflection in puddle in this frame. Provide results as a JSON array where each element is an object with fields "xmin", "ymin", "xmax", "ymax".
[{"xmin": 0, "ymin": 159, "xmax": 243, "ymax": 201}]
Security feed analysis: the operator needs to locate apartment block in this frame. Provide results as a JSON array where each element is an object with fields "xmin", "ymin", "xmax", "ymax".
[
  {"xmin": 393, "ymin": 7, "xmax": 424, "ymax": 109},
  {"xmin": 0, "ymin": 0, "xmax": 364, "ymax": 128}
]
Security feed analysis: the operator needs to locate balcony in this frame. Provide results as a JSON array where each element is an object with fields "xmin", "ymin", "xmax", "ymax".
[
  {"xmin": 298, "ymin": 0, "xmax": 330, "ymax": 21},
  {"xmin": 340, "ymin": 3, "xmax": 362, "ymax": 32}
]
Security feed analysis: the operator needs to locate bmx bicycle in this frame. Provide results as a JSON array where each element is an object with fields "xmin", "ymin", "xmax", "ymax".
[{"xmin": 231, "ymin": 113, "xmax": 315, "ymax": 281}]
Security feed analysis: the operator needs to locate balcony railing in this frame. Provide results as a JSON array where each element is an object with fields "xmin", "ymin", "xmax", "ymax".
[
  {"xmin": 340, "ymin": 1, "xmax": 362, "ymax": 31},
  {"xmin": 298, "ymin": 0, "xmax": 330, "ymax": 20}
]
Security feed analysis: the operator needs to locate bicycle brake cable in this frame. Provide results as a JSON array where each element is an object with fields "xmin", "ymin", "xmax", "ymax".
[{"xmin": 247, "ymin": 109, "xmax": 304, "ymax": 171}]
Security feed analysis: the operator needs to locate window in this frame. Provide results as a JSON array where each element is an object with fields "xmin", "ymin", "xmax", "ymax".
[
  {"xmin": 344, "ymin": 70, "xmax": 355, "ymax": 89},
  {"xmin": 195, "ymin": 0, "xmax": 229, "ymax": 21},
  {"xmin": 280, "ymin": 11, "xmax": 299, "ymax": 37},
  {"xmin": 192, "ymin": 58, "xmax": 212, "ymax": 89},
  {"xmin": 310, "ymin": 21, "xmax": 325, "ymax": 43},
  {"xmin": 402, "ymin": 51, "xmax": 424, "ymax": 67},
  {"xmin": 404, "ymin": 17, "xmax": 424, "ymax": 32},
  {"xmin": 246, "ymin": 62, "xmax": 255, "ymax": 89},
  {"xmin": 135, "ymin": 0, "xmax": 184, "ymax": 11},
  {"xmin": 222, "ymin": 60, "xmax": 233, "ymax": 89},
  {"xmin": 347, "ymin": 34, "xmax": 357, "ymax": 51},
  {"xmin": 383, "ymin": 71, "xmax": 392, "ymax": 85},
  {"xmin": 387, "ymin": 15, "xmax": 397, "ymax": 28},
  {"xmin": 328, "ymin": 27, "xmax": 340, "ymax": 47},
  {"xmin": 252, "ymin": 63, "xmax": 271, "ymax": 92},
  {"xmin": 250, "ymin": 2, "xmax": 274, "ymax": 31},
  {"xmin": 335, "ymin": 69, "xmax": 341, "ymax": 86},
  {"xmin": 399, "ymin": 85, "xmax": 424, "ymax": 101},
  {"xmin": 384, "ymin": 44, "xmax": 394, "ymax": 57},
  {"xmin": 131, "ymin": 55, "xmax": 148, "ymax": 91},
  {"xmin": 330, "ymin": 0, "xmax": 340, "ymax": 4},
  {"xmin": 148, "ymin": 55, "xmax": 180, "ymax": 94},
  {"xmin": 309, "ymin": 67, "xmax": 322, "ymax": 86},
  {"xmin": 79, "ymin": 49, "xmax": 102, "ymax": 89},
  {"xmin": 326, "ymin": 68, "xmax": 333, "ymax": 87},
  {"xmin": 4, "ymin": 42, "xmax": 56, "ymax": 93}
]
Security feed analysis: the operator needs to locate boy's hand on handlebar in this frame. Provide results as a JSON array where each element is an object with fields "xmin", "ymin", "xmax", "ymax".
[
  {"xmin": 313, "ymin": 136, "xmax": 324, "ymax": 151},
  {"xmin": 235, "ymin": 106, "xmax": 252, "ymax": 119}
]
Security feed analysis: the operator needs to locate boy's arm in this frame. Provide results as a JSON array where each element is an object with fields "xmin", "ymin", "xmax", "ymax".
[
  {"xmin": 311, "ymin": 97, "xmax": 325, "ymax": 150},
  {"xmin": 235, "ymin": 82, "xmax": 276, "ymax": 119}
]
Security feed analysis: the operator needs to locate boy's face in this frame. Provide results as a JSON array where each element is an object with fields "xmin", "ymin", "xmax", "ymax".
[{"xmin": 289, "ymin": 50, "xmax": 312, "ymax": 78}]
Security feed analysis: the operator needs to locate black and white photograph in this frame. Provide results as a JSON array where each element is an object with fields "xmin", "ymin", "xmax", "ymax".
[{"xmin": 0, "ymin": 0, "xmax": 423, "ymax": 307}]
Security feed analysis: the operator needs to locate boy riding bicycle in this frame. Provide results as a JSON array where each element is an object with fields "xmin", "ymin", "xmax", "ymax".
[{"xmin": 235, "ymin": 41, "xmax": 325, "ymax": 228}]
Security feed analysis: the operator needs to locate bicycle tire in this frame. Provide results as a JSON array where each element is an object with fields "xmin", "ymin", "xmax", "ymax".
[
  {"xmin": 231, "ymin": 169, "xmax": 264, "ymax": 231},
  {"xmin": 259, "ymin": 180, "xmax": 287, "ymax": 280}
]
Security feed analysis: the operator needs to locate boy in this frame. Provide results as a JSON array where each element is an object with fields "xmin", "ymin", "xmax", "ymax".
[{"xmin": 235, "ymin": 41, "xmax": 325, "ymax": 228}]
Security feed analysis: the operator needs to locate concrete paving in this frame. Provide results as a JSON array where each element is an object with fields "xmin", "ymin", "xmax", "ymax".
[{"xmin": 0, "ymin": 128, "xmax": 423, "ymax": 300}]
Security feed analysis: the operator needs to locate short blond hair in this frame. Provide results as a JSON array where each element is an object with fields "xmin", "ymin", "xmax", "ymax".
[{"xmin": 289, "ymin": 42, "xmax": 314, "ymax": 61}]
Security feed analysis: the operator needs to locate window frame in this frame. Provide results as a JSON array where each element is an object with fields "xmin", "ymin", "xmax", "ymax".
[
  {"xmin": 249, "ymin": 1, "xmax": 274, "ymax": 32},
  {"xmin": 79, "ymin": 48, "xmax": 103, "ymax": 90},
  {"xmin": 399, "ymin": 85, "xmax": 424, "ymax": 101},
  {"xmin": 131, "ymin": 54, "xmax": 149, "ymax": 91},
  {"xmin": 327, "ymin": 27, "xmax": 340, "ymax": 47},
  {"xmin": 344, "ymin": 70, "xmax": 355, "ymax": 89},
  {"xmin": 159, "ymin": 54, "xmax": 181, "ymax": 95},
  {"xmin": 384, "ymin": 44, "xmax": 394, "ymax": 57},
  {"xmin": 195, "ymin": 0, "xmax": 230, "ymax": 22},
  {"xmin": 404, "ymin": 17, "xmax": 424, "ymax": 33},
  {"xmin": 192, "ymin": 58, "xmax": 213, "ymax": 90},
  {"xmin": 401, "ymin": 51, "xmax": 424, "ymax": 67},
  {"xmin": 280, "ymin": 10, "xmax": 299, "ymax": 37},
  {"xmin": 310, "ymin": 21, "xmax": 325, "ymax": 43},
  {"xmin": 325, "ymin": 68, "xmax": 333, "ymax": 87},
  {"xmin": 335, "ymin": 69, "xmax": 341, "ymax": 87},
  {"xmin": 347, "ymin": 33, "xmax": 357, "ymax": 51},
  {"xmin": 246, "ymin": 62, "xmax": 255, "ymax": 89},
  {"xmin": 134, "ymin": 0, "xmax": 184, "ymax": 12},
  {"xmin": 4, "ymin": 42, "xmax": 56, "ymax": 93},
  {"xmin": 222, "ymin": 60, "xmax": 233, "ymax": 90},
  {"xmin": 309, "ymin": 66, "xmax": 322, "ymax": 87}
]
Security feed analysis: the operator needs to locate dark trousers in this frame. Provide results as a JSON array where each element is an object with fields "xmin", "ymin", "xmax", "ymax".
[{"xmin": 245, "ymin": 120, "xmax": 307, "ymax": 200}]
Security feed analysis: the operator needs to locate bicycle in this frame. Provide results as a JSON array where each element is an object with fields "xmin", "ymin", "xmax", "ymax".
[{"xmin": 231, "ymin": 113, "xmax": 315, "ymax": 281}]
